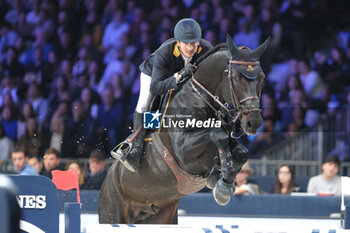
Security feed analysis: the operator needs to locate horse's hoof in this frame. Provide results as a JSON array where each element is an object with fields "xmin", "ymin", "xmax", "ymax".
[
  {"xmin": 213, "ymin": 178, "xmax": 235, "ymax": 206},
  {"xmin": 206, "ymin": 170, "xmax": 221, "ymax": 189}
]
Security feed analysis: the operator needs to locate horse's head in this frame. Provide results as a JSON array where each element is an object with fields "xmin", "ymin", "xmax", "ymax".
[{"xmin": 222, "ymin": 35, "xmax": 270, "ymax": 135}]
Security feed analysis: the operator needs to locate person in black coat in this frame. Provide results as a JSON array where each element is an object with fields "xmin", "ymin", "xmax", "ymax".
[
  {"xmin": 113, "ymin": 18, "xmax": 212, "ymax": 172},
  {"xmin": 81, "ymin": 150, "xmax": 107, "ymax": 190}
]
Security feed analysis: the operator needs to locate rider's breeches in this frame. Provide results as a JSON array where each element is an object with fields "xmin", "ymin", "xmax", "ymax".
[{"xmin": 136, "ymin": 72, "xmax": 153, "ymax": 114}]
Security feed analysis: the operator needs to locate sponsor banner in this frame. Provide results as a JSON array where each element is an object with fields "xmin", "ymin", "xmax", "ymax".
[{"xmin": 9, "ymin": 175, "xmax": 59, "ymax": 233}]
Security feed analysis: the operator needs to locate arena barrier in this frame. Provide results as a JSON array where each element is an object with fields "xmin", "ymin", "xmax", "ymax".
[
  {"xmin": 82, "ymin": 224, "xmax": 237, "ymax": 233},
  {"xmin": 7, "ymin": 175, "xmax": 81, "ymax": 233},
  {"xmin": 60, "ymin": 190, "xmax": 343, "ymax": 218},
  {"xmin": 3, "ymin": 175, "xmax": 350, "ymax": 233},
  {"xmin": 9, "ymin": 175, "xmax": 60, "ymax": 233}
]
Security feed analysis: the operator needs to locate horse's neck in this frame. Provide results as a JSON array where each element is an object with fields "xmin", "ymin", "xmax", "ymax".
[{"xmin": 193, "ymin": 51, "xmax": 228, "ymax": 93}]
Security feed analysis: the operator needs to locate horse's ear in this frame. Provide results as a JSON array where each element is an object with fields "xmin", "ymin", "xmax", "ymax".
[
  {"xmin": 226, "ymin": 34, "xmax": 240, "ymax": 57},
  {"xmin": 253, "ymin": 36, "xmax": 271, "ymax": 59}
]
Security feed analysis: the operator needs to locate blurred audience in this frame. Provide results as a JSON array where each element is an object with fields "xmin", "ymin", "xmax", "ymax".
[
  {"xmin": 81, "ymin": 150, "xmax": 107, "ymax": 190},
  {"xmin": 272, "ymin": 165, "xmax": 301, "ymax": 194},
  {"xmin": 28, "ymin": 154, "xmax": 43, "ymax": 175},
  {"xmin": 41, "ymin": 148, "xmax": 63, "ymax": 179},
  {"xmin": 0, "ymin": 124, "xmax": 14, "ymax": 161},
  {"xmin": 234, "ymin": 162, "xmax": 260, "ymax": 195},
  {"xmin": 307, "ymin": 156, "xmax": 341, "ymax": 196},
  {"xmin": 11, "ymin": 146, "xmax": 38, "ymax": 175},
  {"xmin": 65, "ymin": 159, "xmax": 86, "ymax": 188}
]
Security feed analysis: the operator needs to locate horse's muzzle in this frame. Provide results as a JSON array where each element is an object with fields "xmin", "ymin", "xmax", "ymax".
[{"xmin": 241, "ymin": 110, "xmax": 263, "ymax": 135}]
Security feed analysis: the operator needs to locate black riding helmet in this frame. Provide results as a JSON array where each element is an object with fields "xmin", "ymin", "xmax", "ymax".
[{"xmin": 174, "ymin": 18, "xmax": 202, "ymax": 43}]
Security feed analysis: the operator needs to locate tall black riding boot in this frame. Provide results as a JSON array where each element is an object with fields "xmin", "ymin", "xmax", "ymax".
[{"xmin": 123, "ymin": 112, "xmax": 146, "ymax": 172}]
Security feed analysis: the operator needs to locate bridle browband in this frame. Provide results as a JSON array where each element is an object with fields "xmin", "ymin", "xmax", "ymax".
[
  {"xmin": 190, "ymin": 58, "xmax": 262, "ymax": 126},
  {"xmin": 230, "ymin": 60, "xmax": 260, "ymax": 66}
]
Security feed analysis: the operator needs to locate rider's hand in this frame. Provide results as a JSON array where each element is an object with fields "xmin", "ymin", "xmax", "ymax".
[{"xmin": 178, "ymin": 63, "xmax": 195, "ymax": 79}]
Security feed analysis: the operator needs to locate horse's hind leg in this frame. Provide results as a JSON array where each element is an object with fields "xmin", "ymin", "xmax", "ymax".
[
  {"xmin": 134, "ymin": 200, "xmax": 179, "ymax": 224},
  {"xmin": 98, "ymin": 163, "xmax": 126, "ymax": 224},
  {"xmin": 151, "ymin": 201, "xmax": 179, "ymax": 224}
]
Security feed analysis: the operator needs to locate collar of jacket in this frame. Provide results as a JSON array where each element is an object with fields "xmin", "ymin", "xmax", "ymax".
[{"xmin": 173, "ymin": 42, "xmax": 203, "ymax": 58}]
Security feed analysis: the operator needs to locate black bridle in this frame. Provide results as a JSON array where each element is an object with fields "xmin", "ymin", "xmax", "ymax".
[{"xmin": 190, "ymin": 58, "xmax": 263, "ymax": 130}]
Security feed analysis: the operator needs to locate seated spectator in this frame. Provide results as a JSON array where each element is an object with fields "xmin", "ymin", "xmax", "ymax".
[
  {"xmin": 307, "ymin": 156, "xmax": 341, "ymax": 196},
  {"xmin": 11, "ymin": 146, "xmax": 38, "ymax": 175},
  {"xmin": 298, "ymin": 59, "xmax": 326, "ymax": 101},
  {"xmin": 28, "ymin": 155, "xmax": 43, "ymax": 175},
  {"xmin": 17, "ymin": 101, "xmax": 36, "ymax": 140},
  {"xmin": 65, "ymin": 100, "xmax": 97, "ymax": 158},
  {"xmin": 17, "ymin": 117, "xmax": 43, "ymax": 156},
  {"xmin": 272, "ymin": 165, "xmax": 301, "ymax": 194},
  {"xmin": 235, "ymin": 162, "xmax": 260, "ymax": 195},
  {"xmin": 0, "ymin": 124, "xmax": 14, "ymax": 162},
  {"xmin": 26, "ymin": 82, "xmax": 49, "ymax": 124},
  {"xmin": 81, "ymin": 150, "xmax": 107, "ymax": 190},
  {"xmin": 45, "ymin": 115, "xmax": 66, "ymax": 153},
  {"xmin": 65, "ymin": 160, "xmax": 86, "ymax": 188},
  {"xmin": 1, "ymin": 104, "xmax": 18, "ymax": 142},
  {"xmin": 96, "ymin": 85, "xmax": 125, "ymax": 152},
  {"xmin": 41, "ymin": 148, "xmax": 63, "ymax": 179}
]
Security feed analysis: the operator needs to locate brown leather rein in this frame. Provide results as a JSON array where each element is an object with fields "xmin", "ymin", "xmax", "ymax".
[{"xmin": 190, "ymin": 59, "xmax": 262, "ymax": 126}]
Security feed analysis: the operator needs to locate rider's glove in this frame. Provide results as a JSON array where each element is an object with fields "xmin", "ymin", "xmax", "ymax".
[{"xmin": 178, "ymin": 63, "xmax": 195, "ymax": 79}]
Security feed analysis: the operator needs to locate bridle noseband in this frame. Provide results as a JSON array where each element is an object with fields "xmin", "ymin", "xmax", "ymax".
[{"xmin": 190, "ymin": 58, "xmax": 262, "ymax": 127}]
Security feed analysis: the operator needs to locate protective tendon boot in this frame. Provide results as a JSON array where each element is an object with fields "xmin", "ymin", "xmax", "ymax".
[{"xmin": 123, "ymin": 112, "xmax": 146, "ymax": 172}]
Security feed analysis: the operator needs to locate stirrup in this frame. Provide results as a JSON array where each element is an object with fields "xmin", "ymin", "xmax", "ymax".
[{"xmin": 111, "ymin": 141, "xmax": 132, "ymax": 162}]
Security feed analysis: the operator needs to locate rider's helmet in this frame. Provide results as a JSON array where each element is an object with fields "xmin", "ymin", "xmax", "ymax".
[{"xmin": 174, "ymin": 18, "xmax": 202, "ymax": 43}]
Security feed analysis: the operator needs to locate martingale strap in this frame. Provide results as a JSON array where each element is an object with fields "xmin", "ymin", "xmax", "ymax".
[{"xmin": 152, "ymin": 132, "xmax": 206, "ymax": 195}]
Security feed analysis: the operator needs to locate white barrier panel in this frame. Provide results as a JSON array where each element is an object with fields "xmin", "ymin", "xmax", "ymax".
[
  {"xmin": 80, "ymin": 216, "xmax": 346, "ymax": 233},
  {"xmin": 83, "ymin": 224, "xmax": 229, "ymax": 233}
]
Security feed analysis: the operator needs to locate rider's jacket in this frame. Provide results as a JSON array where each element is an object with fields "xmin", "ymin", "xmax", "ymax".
[{"xmin": 139, "ymin": 38, "xmax": 212, "ymax": 96}]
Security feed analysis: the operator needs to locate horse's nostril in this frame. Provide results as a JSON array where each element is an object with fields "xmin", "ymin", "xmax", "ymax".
[{"xmin": 247, "ymin": 121, "xmax": 252, "ymax": 129}]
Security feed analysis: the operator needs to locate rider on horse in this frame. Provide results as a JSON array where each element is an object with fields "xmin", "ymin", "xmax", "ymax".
[
  {"xmin": 113, "ymin": 18, "xmax": 248, "ymax": 174},
  {"xmin": 113, "ymin": 18, "xmax": 212, "ymax": 172}
]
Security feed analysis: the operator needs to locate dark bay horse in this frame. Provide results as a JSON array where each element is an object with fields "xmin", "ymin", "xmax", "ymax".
[{"xmin": 98, "ymin": 35, "xmax": 270, "ymax": 224}]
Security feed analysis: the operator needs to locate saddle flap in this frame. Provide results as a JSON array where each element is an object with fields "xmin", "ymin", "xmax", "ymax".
[{"xmin": 151, "ymin": 132, "xmax": 206, "ymax": 195}]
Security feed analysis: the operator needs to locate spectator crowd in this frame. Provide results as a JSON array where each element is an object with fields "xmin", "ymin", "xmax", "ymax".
[{"xmin": 0, "ymin": 0, "xmax": 350, "ymax": 189}]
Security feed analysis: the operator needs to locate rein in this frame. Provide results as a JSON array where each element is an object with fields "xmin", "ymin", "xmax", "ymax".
[{"xmin": 190, "ymin": 58, "xmax": 262, "ymax": 127}]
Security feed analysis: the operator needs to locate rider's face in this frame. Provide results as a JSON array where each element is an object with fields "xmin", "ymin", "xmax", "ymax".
[{"xmin": 177, "ymin": 40, "xmax": 200, "ymax": 58}]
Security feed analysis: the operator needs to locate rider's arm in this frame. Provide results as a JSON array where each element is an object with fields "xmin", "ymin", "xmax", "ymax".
[{"xmin": 150, "ymin": 51, "xmax": 179, "ymax": 96}]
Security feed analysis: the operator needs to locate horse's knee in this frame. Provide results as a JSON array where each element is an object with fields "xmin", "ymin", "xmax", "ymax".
[
  {"xmin": 231, "ymin": 143, "xmax": 248, "ymax": 169},
  {"xmin": 209, "ymin": 129, "xmax": 228, "ymax": 142}
]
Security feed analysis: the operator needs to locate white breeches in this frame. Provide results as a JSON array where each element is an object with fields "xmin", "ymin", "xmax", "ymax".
[{"xmin": 135, "ymin": 72, "xmax": 153, "ymax": 113}]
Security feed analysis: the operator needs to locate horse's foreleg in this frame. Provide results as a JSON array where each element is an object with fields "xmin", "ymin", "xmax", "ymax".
[
  {"xmin": 209, "ymin": 129, "xmax": 236, "ymax": 206},
  {"xmin": 229, "ymin": 139, "xmax": 249, "ymax": 173},
  {"xmin": 209, "ymin": 129, "xmax": 236, "ymax": 183}
]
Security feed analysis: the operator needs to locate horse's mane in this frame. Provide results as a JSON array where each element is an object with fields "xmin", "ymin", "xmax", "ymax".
[{"xmin": 195, "ymin": 43, "xmax": 228, "ymax": 66}]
